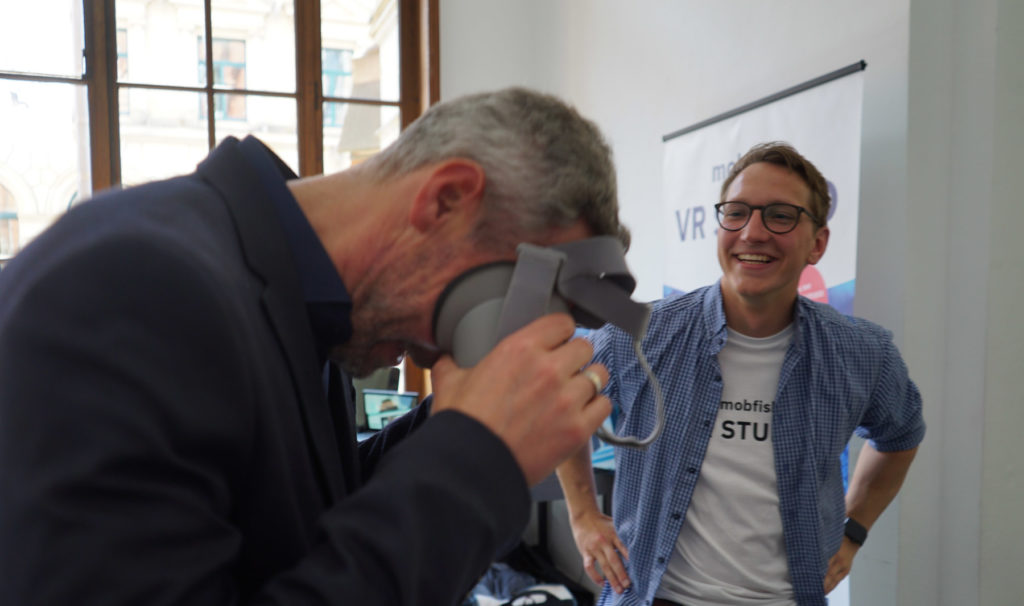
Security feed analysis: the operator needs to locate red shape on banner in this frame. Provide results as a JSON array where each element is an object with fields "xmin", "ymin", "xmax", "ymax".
[{"xmin": 798, "ymin": 266, "xmax": 829, "ymax": 303}]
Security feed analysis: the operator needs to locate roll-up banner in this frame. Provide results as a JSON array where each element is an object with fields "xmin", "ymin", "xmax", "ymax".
[{"xmin": 662, "ymin": 61, "xmax": 866, "ymax": 315}]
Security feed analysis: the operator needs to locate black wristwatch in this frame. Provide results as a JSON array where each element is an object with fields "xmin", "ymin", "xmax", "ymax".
[{"xmin": 844, "ymin": 517, "xmax": 868, "ymax": 546}]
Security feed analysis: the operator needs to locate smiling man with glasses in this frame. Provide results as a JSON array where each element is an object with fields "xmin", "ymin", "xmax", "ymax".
[
  {"xmin": 556, "ymin": 142, "xmax": 925, "ymax": 606},
  {"xmin": 712, "ymin": 146, "xmax": 829, "ymax": 338}
]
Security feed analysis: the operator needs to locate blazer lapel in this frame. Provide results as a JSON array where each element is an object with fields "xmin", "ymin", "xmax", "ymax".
[{"xmin": 195, "ymin": 138, "xmax": 347, "ymax": 504}]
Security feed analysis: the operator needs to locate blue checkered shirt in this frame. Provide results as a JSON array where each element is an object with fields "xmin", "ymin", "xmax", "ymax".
[{"xmin": 591, "ymin": 283, "xmax": 925, "ymax": 606}]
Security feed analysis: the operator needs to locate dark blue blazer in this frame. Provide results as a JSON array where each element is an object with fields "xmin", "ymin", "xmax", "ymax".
[{"xmin": 0, "ymin": 138, "xmax": 529, "ymax": 605}]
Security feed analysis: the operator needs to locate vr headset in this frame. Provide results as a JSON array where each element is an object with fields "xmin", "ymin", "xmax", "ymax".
[{"xmin": 431, "ymin": 236, "xmax": 664, "ymax": 449}]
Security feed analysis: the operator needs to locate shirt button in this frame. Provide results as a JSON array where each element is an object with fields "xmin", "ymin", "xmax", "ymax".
[
  {"xmin": 657, "ymin": 557, "xmax": 666, "ymax": 564},
  {"xmin": 714, "ymin": 375, "xmax": 722, "ymax": 382},
  {"xmin": 672, "ymin": 513, "xmax": 681, "ymax": 520},
  {"xmin": 687, "ymin": 467, "xmax": 697, "ymax": 473},
  {"xmin": 703, "ymin": 420, "xmax": 711, "ymax": 427}
]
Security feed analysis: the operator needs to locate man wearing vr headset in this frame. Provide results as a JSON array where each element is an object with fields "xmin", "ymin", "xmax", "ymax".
[
  {"xmin": 0, "ymin": 88, "xmax": 623, "ymax": 606},
  {"xmin": 557, "ymin": 142, "xmax": 925, "ymax": 606}
]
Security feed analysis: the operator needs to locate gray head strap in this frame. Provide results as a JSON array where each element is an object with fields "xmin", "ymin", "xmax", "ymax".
[
  {"xmin": 551, "ymin": 236, "xmax": 650, "ymax": 340},
  {"xmin": 494, "ymin": 244, "xmax": 569, "ymax": 343}
]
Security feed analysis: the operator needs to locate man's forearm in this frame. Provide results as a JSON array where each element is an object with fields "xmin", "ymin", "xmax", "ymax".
[
  {"xmin": 845, "ymin": 443, "xmax": 919, "ymax": 529},
  {"xmin": 555, "ymin": 441, "xmax": 601, "ymax": 521}
]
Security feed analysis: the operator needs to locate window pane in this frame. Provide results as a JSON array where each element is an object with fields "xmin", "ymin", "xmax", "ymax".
[
  {"xmin": 0, "ymin": 185, "xmax": 20, "ymax": 268},
  {"xmin": 323, "ymin": 101, "xmax": 400, "ymax": 173},
  {"xmin": 216, "ymin": 95, "xmax": 298, "ymax": 174},
  {"xmin": 119, "ymin": 88, "xmax": 209, "ymax": 186},
  {"xmin": 0, "ymin": 0, "xmax": 84, "ymax": 77},
  {"xmin": 117, "ymin": 28, "xmax": 130, "ymax": 114},
  {"xmin": 0, "ymin": 80, "xmax": 90, "ymax": 261},
  {"xmin": 115, "ymin": 0, "xmax": 206, "ymax": 88},
  {"xmin": 212, "ymin": 0, "xmax": 295, "ymax": 93},
  {"xmin": 321, "ymin": 0, "xmax": 399, "ymax": 102}
]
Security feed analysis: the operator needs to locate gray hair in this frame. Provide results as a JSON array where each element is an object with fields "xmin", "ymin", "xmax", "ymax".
[{"xmin": 361, "ymin": 87, "xmax": 629, "ymax": 250}]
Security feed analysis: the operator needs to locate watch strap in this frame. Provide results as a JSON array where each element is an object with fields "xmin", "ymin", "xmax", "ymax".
[{"xmin": 845, "ymin": 517, "xmax": 868, "ymax": 546}]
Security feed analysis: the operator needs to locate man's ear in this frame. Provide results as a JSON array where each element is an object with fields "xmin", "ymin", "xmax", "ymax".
[
  {"xmin": 807, "ymin": 225, "xmax": 830, "ymax": 265},
  {"xmin": 409, "ymin": 159, "xmax": 486, "ymax": 232}
]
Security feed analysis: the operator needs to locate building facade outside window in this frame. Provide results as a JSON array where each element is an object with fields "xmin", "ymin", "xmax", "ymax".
[
  {"xmin": 116, "ymin": 28, "xmax": 128, "ymax": 113},
  {"xmin": 322, "ymin": 48, "xmax": 353, "ymax": 128},
  {"xmin": 0, "ymin": 185, "xmax": 19, "ymax": 268},
  {"xmin": 199, "ymin": 37, "xmax": 247, "ymax": 121}
]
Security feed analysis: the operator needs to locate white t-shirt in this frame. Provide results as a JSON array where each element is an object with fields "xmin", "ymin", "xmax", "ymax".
[{"xmin": 657, "ymin": 325, "xmax": 796, "ymax": 606}]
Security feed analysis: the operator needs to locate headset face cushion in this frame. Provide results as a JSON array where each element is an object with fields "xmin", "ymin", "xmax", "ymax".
[{"xmin": 432, "ymin": 262, "xmax": 515, "ymax": 367}]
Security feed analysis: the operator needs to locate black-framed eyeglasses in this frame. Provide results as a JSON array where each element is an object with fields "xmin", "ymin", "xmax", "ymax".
[{"xmin": 714, "ymin": 201, "xmax": 820, "ymax": 235}]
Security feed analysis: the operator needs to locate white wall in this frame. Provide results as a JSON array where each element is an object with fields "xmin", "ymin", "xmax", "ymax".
[
  {"xmin": 901, "ymin": 0, "xmax": 1024, "ymax": 604},
  {"xmin": 440, "ymin": 1, "xmax": 1022, "ymax": 604},
  {"xmin": 982, "ymin": 0, "xmax": 1024, "ymax": 600}
]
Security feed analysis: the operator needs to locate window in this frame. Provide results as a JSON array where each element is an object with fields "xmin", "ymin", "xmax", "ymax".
[
  {"xmin": 0, "ymin": 1, "xmax": 90, "ymax": 257},
  {"xmin": 0, "ymin": 0, "xmax": 438, "ymax": 257}
]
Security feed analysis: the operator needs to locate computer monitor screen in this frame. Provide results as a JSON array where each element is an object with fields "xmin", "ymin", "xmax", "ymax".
[{"xmin": 361, "ymin": 389, "xmax": 419, "ymax": 431}]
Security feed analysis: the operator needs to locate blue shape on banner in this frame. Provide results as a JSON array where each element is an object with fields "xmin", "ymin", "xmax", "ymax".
[
  {"xmin": 841, "ymin": 445, "xmax": 850, "ymax": 492},
  {"xmin": 826, "ymin": 180, "xmax": 839, "ymax": 222},
  {"xmin": 826, "ymin": 279, "xmax": 856, "ymax": 315},
  {"xmin": 665, "ymin": 281, "xmax": 855, "ymax": 314}
]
